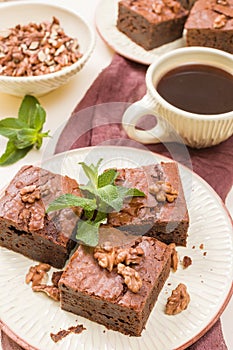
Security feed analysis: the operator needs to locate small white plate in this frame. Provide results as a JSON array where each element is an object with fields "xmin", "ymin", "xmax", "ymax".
[
  {"xmin": 95, "ymin": 0, "xmax": 186, "ymax": 65},
  {"xmin": 0, "ymin": 146, "xmax": 232, "ymax": 350}
]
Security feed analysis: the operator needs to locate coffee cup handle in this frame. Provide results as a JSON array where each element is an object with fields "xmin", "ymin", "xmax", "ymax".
[{"xmin": 122, "ymin": 95, "xmax": 173, "ymax": 144}]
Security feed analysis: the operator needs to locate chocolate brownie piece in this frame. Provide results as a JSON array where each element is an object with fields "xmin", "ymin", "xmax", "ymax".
[
  {"xmin": 0, "ymin": 165, "xmax": 82, "ymax": 268},
  {"xmin": 185, "ymin": 0, "xmax": 233, "ymax": 54},
  {"xmin": 117, "ymin": 0, "xmax": 189, "ymax": 50},
  {"xmin": 59, "ymin": 234, "xmax": 172, "ymax": 336},
  {"xmin": 108, "ymin": 162, "xmax": 189, "ymax": 246}
]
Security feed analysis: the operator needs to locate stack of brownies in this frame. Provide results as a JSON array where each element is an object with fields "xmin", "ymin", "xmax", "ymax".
[
  {"xmin": 0, "ymin": 161, "xmax": 189, "ymax": 336},
  {"xmin": 116, "ymin": 0, "xmax": 233, "ymax": 54}
]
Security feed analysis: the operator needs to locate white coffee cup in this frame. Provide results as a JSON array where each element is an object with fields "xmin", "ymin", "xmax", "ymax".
[{"xmin": 122, "ymin": 47, "xmax": 233, "ymax": 148}]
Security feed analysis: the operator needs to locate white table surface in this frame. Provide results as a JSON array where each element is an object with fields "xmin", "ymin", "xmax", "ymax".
[{"xmin": 0, "ymin": 1, "xmax": 232, "ymax": 349}]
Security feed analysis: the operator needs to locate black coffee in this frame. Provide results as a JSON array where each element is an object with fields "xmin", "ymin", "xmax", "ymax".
[{"xmin": 156, "ymin": 64, "xmax": 233, "ymax": 114}]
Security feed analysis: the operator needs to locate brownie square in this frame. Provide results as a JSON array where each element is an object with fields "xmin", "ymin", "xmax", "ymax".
[
  {"xmin": 117, "ymin": 0, "xmax": 188, "ymax": 50},
  {"xmin": 185, "ymin": 0, "xmax": 233, "ymax": 54},
  {"xmin": 0, "ymin": 165, "xmax": 82, "ymax": 268},
  {"xmin": 59, "ymin": 234, "xmax": 172, "ymax": 336},
  {"xmin": 108, "ymin": 162, "xmax": 189, "ymax": 246}
]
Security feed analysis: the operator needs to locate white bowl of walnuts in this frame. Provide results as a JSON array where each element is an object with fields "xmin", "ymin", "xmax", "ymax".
[{"xmin": 0, "ymin": 1, "xmax": 95, "ymax": 96}]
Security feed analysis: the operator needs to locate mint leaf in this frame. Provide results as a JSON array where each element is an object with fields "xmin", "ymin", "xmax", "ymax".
[
  {"xmin": 97, "ymin": 184, "xmax": 120, "ymax": 211},
  {"xmin": 35, "ymin": 131, "xmax": 50, "ymax": 150},
  {"xmin": 14, "ymin": 128, "xmax": 38, "ymax": 149},
  {"xmin": 94, "ymin": 211, "xmax": 107, "ymax": 223},
  {"xmin": 0, "ymin": 140, "xmax": 32, "ymax": 166},
  {"xmin": 98, "ymin": 168, "xmax": 118, "ymax": 188},
  {"xmin": 18, "ymin": 95, "xmax": 39, "ymax": 127},
  {"xmin": 117, "ymin": 186, "xmax": 145, "ymax": 198},
  {"xmin": 47, "ymin": 159, "xmax": 146, "ymax": 247},
  {"xmin": 0, "ymin": 94, "xmax": 50, "ymax": 166},
  {"xmin": 18, "ymin": 95, "xmax": 46, "ymax": 131},
  {"xmin": 46, "ymin": 194, "xmax": 97, "ymax": 213},
  {"xmin": 79, "ymin": 184, "xmax": 97, "ymax": 197},
  {"xmin": 76, "ymin": 220, "xmax": 101, "ymax": 246},
  {"xmin": 0, "ymin": 118, "xmax": 28, "ymax": 139},
  {"xmin": 79, "ymin": 158, "xmax": 103, "ymax": 189},
  {"xmin": 31, "ymin": 104, "xmax": 46, "ymax": 131}
]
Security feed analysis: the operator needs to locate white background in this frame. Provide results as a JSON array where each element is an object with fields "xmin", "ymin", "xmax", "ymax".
[{"xmin": 0, "ymin": 0, "xmax": 232, "ymax": 349}]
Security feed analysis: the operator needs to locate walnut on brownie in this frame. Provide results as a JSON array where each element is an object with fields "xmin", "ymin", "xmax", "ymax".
[
  {"xmin": 185, "ymin": 0, "xmax": 233, "ymax": 53},
  {"xmin": 59, "ymin": 233, "xmax": 172, "ymax": 336},
  {"xmin": 0, "ymin": 165, "xmax": 82, "ymax": 268},
  {"xmin": 108, "ymin": 162, "xmax": 189, "ymax": 247},
  {"xmin": 117, "ymin": 0, "xmax": 189, "ymax": 50}
]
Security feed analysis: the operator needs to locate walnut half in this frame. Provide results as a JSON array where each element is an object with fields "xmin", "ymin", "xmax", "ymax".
[
  {"xmin": 93, "ymin": 242, "xmax": 115, "ymax": 272},
  {"xmin": 94, "ymin": 242, "xmax": 144, "ymax": 271},
  {"xmin": 20, "ymin": 185, "xmax": 41, "ymax": 203},
  {"xmin": 213, "ymin": 14, "xmax": 227, "ymax": 28},
  {"xmin": 149, "ymin": 181, "xmax": 178, "ymax": 203},
  {"xmin": 115, "ymin": 246, "xmax": 144, "ymax": 265},
  {"xmin": 25, "ymin": 263, "xmax": 51, "ymax": 287},
  {"xmin": 165, "ymin": 283, "xmax": 190, "ymax": 315},
  {"xmin": 117, "ymin": 263, "xmax": 142, "ymax": 293}
]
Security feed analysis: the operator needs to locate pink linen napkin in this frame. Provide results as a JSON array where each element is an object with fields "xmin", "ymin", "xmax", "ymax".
[{"xmin": 1, "ymin": 54, "xmax": 232, "ymax": 349}]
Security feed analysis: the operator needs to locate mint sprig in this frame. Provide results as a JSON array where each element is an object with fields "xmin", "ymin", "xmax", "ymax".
[
  {"xmin": 46, "ymin": 159, "xmax": 145, "ymax": 247},
  {"xmin": 0, "ymin": 95, "xmax": 50, "ymax": 166}
]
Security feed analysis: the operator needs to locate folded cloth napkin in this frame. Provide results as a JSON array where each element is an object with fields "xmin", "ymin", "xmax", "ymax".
[{"xmin": 1, "ymin": 54, "xmax": 232, "ymax": 349}]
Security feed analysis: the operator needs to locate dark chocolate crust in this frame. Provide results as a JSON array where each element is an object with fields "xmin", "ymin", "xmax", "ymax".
[
  {"xmin": 59, "ymin": 235, "xmax": 171, "ymax": 336},
  {"xmin": 185, "ymin": 0, "xmax": 233, "ymax": 54},
  {"xmin": 117, "ymin": 0, "xmax": 188, "ymax": 50},
  {"xmin": 0, "ymin": 165, "xmax": 82, "ymax": 268},
  {"xmin": 108, "ymin": 162, "xmax": 189, "ymax": 246}
]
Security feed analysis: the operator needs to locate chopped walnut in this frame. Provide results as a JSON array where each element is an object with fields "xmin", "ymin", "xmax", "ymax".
[
  {"xmin": 94, "ymin": 243, "xmax": 144, "ymax": 271},
  {"xmin": 0, "ymin": 17, "xmax": 82, "ymax": 77},
  {"xmin": 182, "ymin": 256, "xmax": 192, "ymax": 269},
  {"xmin": 20, "ymin": 185, "xmax": 41, "ymax": 203},
  {"xmin": 115, "ymin": 247, "xmax": 144, "ymax": 265},
  {"xmin": 117, "ymin": 263, "xmax": 142, "ymax": 293},
  {"xmin": 152, "ymin": 3, "xmax": 164, "ymax": 14},
  {"xmin": 216, "ymin": 0, "xmax": 229, "ymax": 5},
  {"xmin": 165, "ymin": 283, "xmax": 190, "ymax": 315},
  {"xmin": 94, "ymin": 242, "xmax": 116, "ymax": 272},
  {"xmin": 25, "ymin": 263, "xmax": 51, "ymax": 287},
  {"xmin": 149, "ymin": 181, "xmax": 178, "ymax": 203},
  {"xmin": 213, "ymin": 14, "xmax": 227, "ymax": 28},
  {"xmin": 32, "ymin": 284, "xmax": 60, "ymax": 301},
  {"xmin": 169, "ymin": 243, "xmax": 179, "ymax": 272},
  {"xmin": 163, "ymin": 0, "xmax": 181, "ymax": 13}
]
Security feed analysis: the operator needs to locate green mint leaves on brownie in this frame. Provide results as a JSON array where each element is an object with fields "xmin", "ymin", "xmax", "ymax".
[
  {"xmin": 47, "ymin": 159, "xmax": 145, "ymax": 247},
  {"xmin": 0, "ymin": 95, "xmax": 50, "ymax": 166}
]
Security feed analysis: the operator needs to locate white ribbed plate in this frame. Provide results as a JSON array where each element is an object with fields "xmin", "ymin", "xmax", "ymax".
[
  {"xmin": 95, "ymin": 0, "xmax": 186, "ymax": 65},
  {"xmin": 0, "ymin": 146, "xmax": 232, "ymax": 350}
]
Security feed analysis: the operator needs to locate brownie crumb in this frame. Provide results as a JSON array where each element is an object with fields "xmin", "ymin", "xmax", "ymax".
[
  {"xmin": 50, "ymin": 324, "xmax": 86, "ymax": 343},
  {"xmin": 199, "ymin": 243, "xmax": 204, "ymax": 249},
  {"xmin": 182, "ymin": 256, "xmax": 192, "ymax": 268},
  {"xmin": 51, "ymin": 271, "xmax": 63, "ymax": 287}
]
